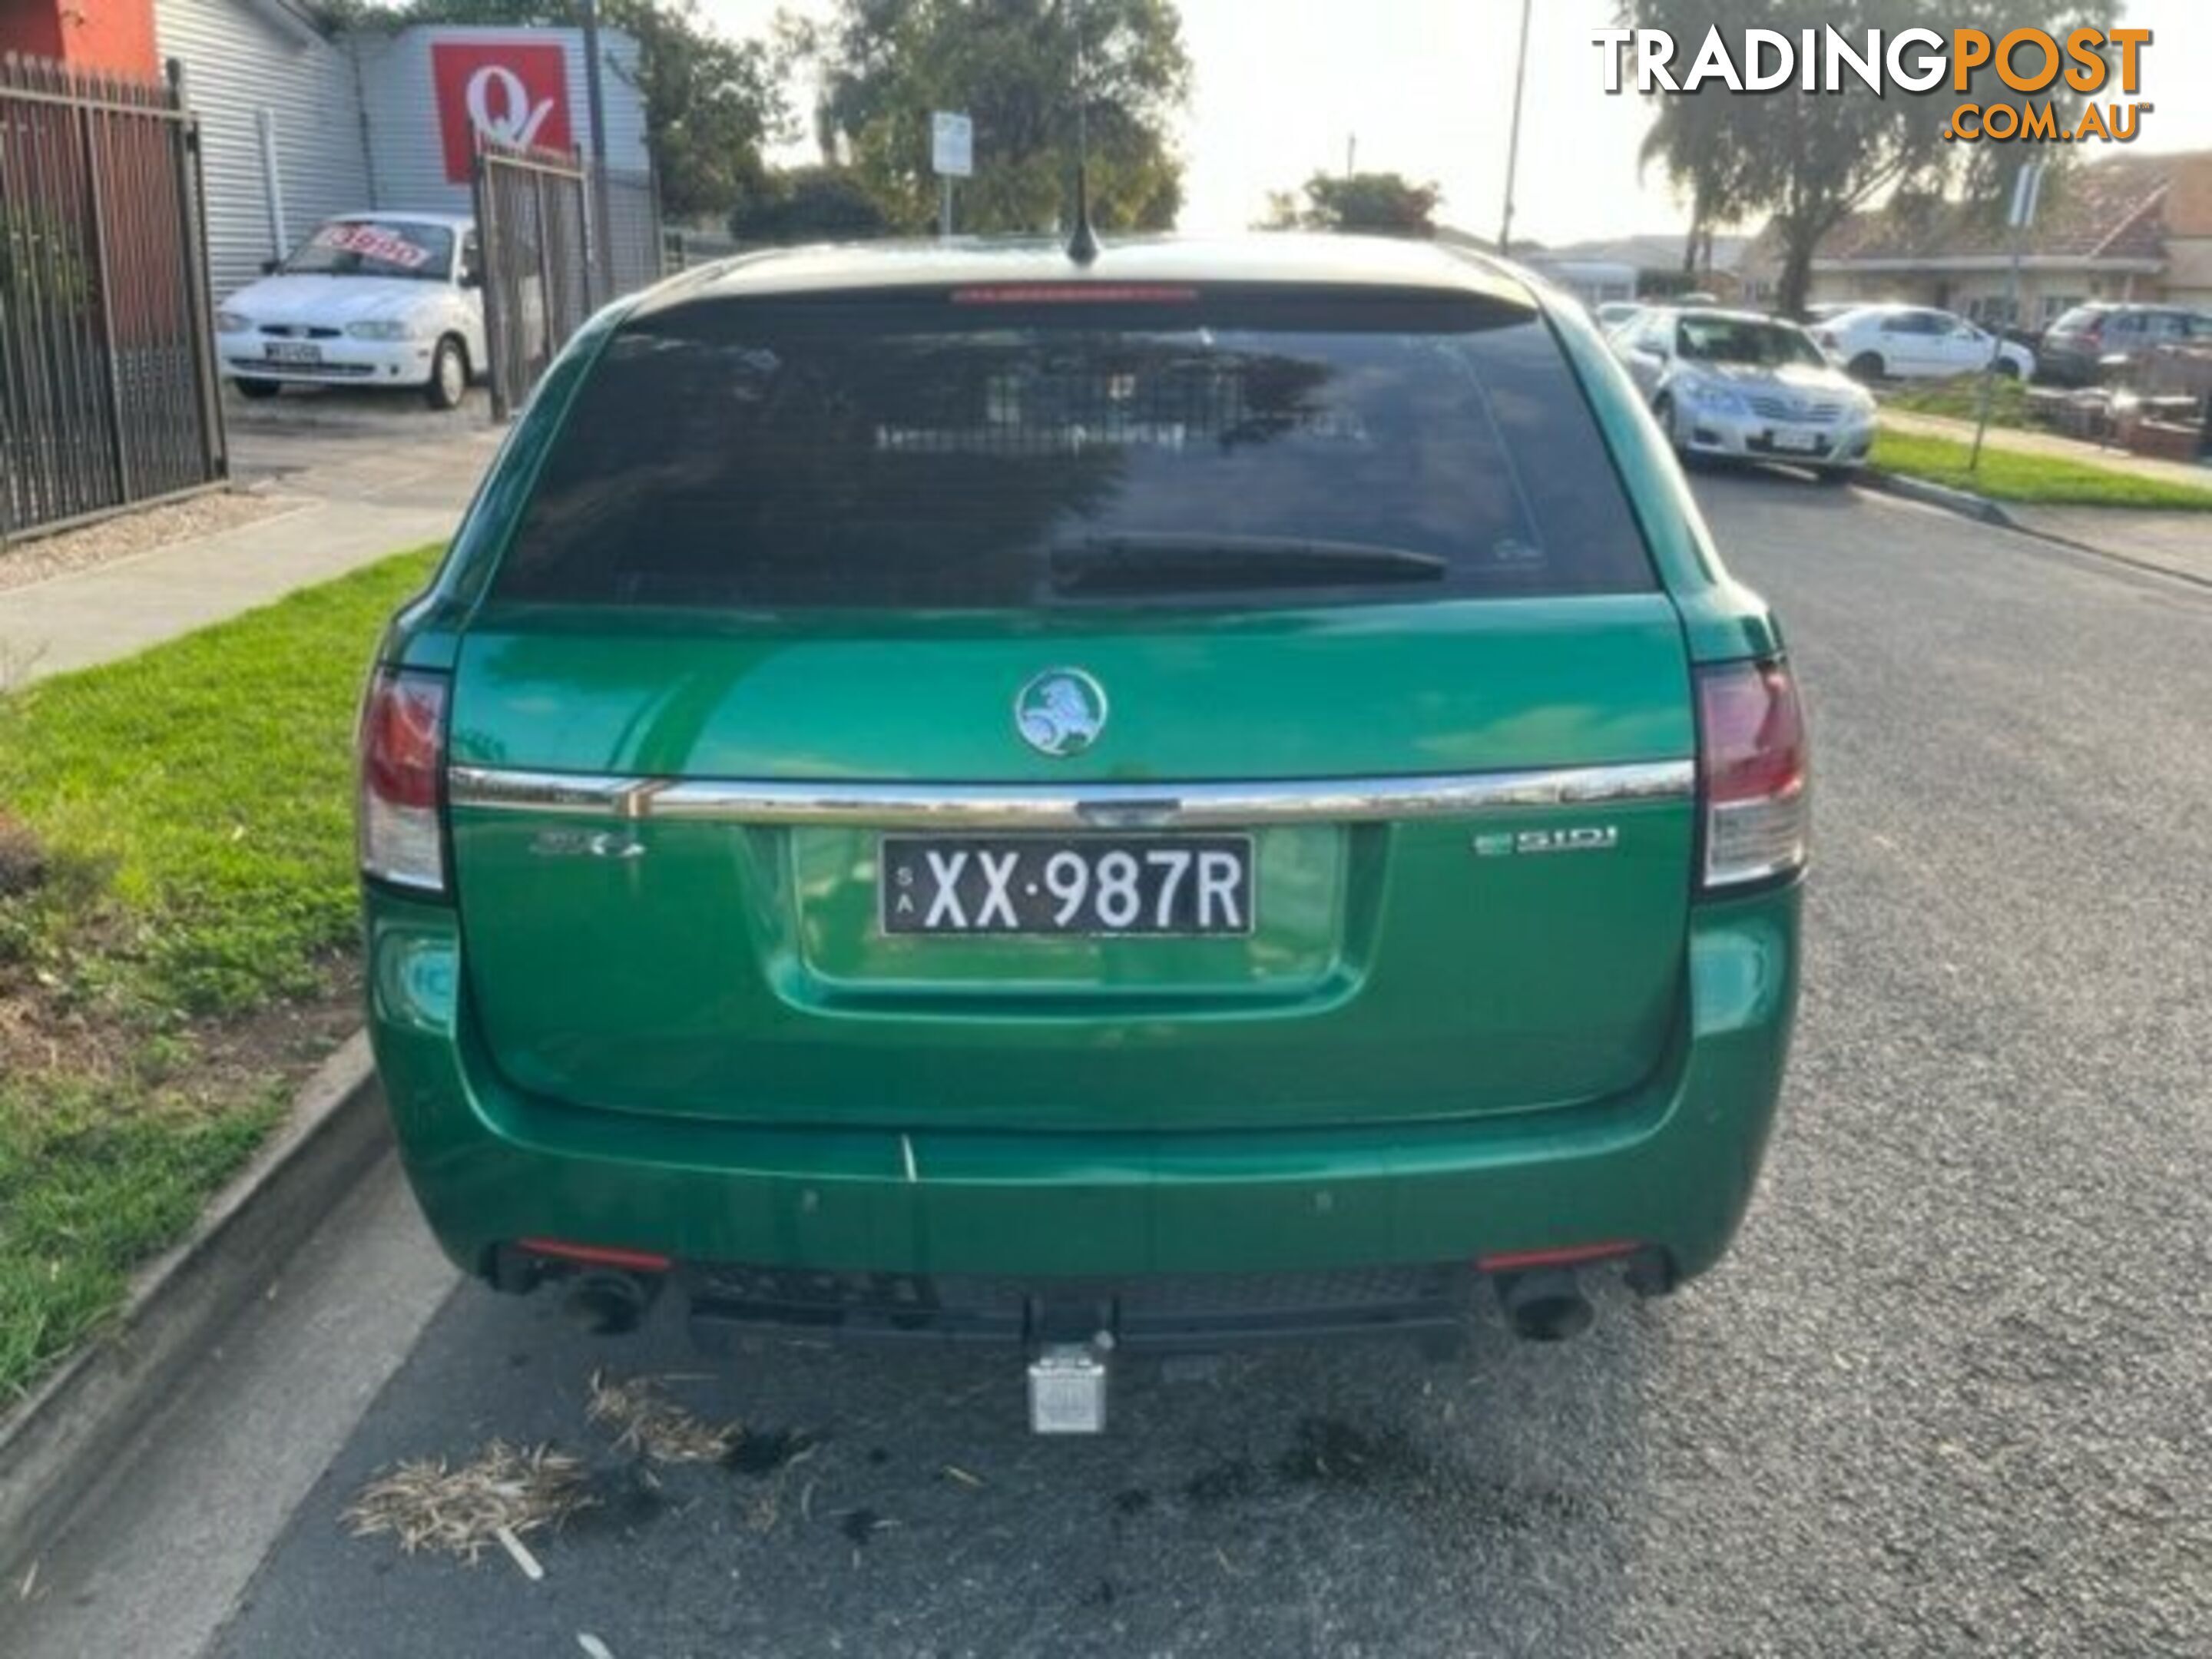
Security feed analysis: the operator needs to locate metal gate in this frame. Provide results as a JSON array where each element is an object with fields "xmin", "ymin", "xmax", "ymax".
[
  {"xmin": 471, "ymin": 141, "xmax": 665, "ymax": 420},
  {"xmin": 0, "ymin": 55, "xmax": 225, "ymax": 545}
]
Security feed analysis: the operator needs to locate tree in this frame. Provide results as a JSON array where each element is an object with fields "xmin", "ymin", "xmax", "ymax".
[
  {"xmin": 1622, "ymin": 0, "xmax": 2118, "ymax": 313},
  {"xmin": 1260, "ymin": 171, "xmax": 1442, "ymax": 237},
  {"xmin": 800, "ymin": 0, "xmax": 1192, "ymax": 236},
  {"xmin": 730, "ymin": 167, "xmax": 894, "ymax": 243},
  {"xmin": 360, "ymin": 0, "xmax": 791, "ymax": 220}
]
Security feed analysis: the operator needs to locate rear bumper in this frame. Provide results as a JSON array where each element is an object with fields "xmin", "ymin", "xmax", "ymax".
[{"xmin": 366, "ymin": 882, "xmax": 1799, "ymax": 1288}]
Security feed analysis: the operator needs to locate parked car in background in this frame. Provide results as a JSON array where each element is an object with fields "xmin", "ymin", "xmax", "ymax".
[
  {"xmin": 215, "ymin": 213, "xmax": 485, "ymax": 409},
  {"xmin": 356, "ymin": 235, "xmax": 1806, "ymax": 1428},
  {"xmin": 1595, "ymin": 300, "xmax": 1643, "ymax": 332},
  {"xmin": 2035, "ymin": 303, "xmax": 2212, "ymax": 388},
  {"xmin": 1810, "ymin": 304, "xmax": 2035, "ymax": 383},
  {"xmin": 1613, "ymin": 305, "xmax": 1876, "ymax": 480}
]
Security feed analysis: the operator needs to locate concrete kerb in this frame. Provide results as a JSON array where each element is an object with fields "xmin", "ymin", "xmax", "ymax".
[
  {"xmin": 0, "ymin": 1035, "xmax": 389, "ymax": 1585},
  {"xmin": 1859, "ymin": 469, "xmax": 2212, "ymax": 593},
  {"xmin": 1860, "ymin": 469, "xmax": 2015, "ymax": 528}
]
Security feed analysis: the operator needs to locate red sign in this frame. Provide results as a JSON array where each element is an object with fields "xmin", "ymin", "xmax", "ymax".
[{"xmin": 431, "ymin": 40, "xmax": 572, "ymax": 184}]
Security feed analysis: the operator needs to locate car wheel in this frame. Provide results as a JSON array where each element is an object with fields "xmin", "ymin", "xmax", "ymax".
[
  {"xmin": 1652, "ymin": 393, "xmax": 1687, "ymax": 456},
  {"xmin": 233, "ymin": 378, "xmax": 282, "ymax": 400},
  {"xmin": 426, "ymin": 336, "xmax": 468, "ymax": 411},
  {"xmin": 1994, "ymin": 357, "xmax": 2022, "ymax": 380},
  {"xmin": 1846, "ymin": 352, "xmax": 1885, "ymax": 383}
]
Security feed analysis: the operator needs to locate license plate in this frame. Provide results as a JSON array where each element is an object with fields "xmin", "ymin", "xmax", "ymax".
[
  {"xmin": 881, "ymin": 835, "xmax": 1253, "ymax": 936},
  {"xmin": 264, "ymin": 342, "xmax": 322, "ymax": 365},
  {"xmin": 1769, "ymin": 428, "xmax": 1823, "ymax": 453}
]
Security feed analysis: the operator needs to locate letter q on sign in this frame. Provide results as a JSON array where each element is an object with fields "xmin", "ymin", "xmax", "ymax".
[{"xmin": 432, "ymin": 40, "xmax": 575, "ymax": 184}]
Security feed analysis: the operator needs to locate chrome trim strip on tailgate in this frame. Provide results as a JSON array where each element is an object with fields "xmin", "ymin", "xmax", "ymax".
[{"xmin": 446, "ymin": 760, "xmax": 1694, "ymax": 829}]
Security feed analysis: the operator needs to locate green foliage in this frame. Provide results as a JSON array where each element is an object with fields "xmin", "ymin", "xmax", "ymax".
[
  {"xmin": 730, "ymin": 165, "xmax": 895, "ymax": 244},
  {"xmin": 0, "ymin": 211, "xmax": 94, "ymax": 318},
  {"xmin": 1879, "ymin": 373, "xmax": 2036, "ymax": 429},
  {"xmin": 803, "ymin": 0, "xmax": 1192, "ymax": 235},
  {"xmin": 1622, "ymin": 0, "xmax": 2119, "ymax": 312},
  {"xmin": 1873, "ymin": 429, "xmax": 2212, "ymax": 508},
  {"xmin": 0, "ymin": 545, "xmax": 439, "ymax": 1399},
  {"xmin": 359, "ymin": 1, "xmax": 790, "ymax": 220},
  {"xmin": 0, "ymin": 1078, "xmax": 284, "ymax": 1400},
  {"xmin": 1260, "ymin": 171, "xmax": 1442, "ymax": 237},
  {"xmin": 0, "ymin": 546, "xmax": 441, "ymax": 1016}
]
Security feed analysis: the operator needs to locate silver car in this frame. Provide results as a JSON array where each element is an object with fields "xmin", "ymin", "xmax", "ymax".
[{"xmin": 1611, "ymin": 307, "xmax": 1877, "ymax": 482}]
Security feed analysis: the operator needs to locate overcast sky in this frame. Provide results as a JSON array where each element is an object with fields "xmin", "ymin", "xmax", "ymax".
[{"xmin": 700, "ymin": 0, "xmax": 2212, "ymax": 247}]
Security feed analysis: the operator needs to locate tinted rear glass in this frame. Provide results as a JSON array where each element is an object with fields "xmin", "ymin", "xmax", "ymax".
[{"xmin": 493, "ymin": 289, "xmax": 1655, "ymax": 609}]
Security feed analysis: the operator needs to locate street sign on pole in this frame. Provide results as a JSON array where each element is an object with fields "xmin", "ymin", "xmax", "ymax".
[
  {"xmin": 932, "ymin": 111, "xmax": 972, "ymax": 177},
  {"xmin": 932, "ymin": 111, "xmax": 972, "ymax": 238}
]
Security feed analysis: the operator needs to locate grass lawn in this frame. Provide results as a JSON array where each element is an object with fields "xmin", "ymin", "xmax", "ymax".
[
  {"xmin": 1878, "ymin": 374, "xmax": 2037, "ymax": 430},
  {"xmin": 1871, "ymin": 429, "xmax": 2212, "ymax": 512},
  {"xmin": 0, "ymin": 545, "xmax": 439, "ymax": 1402}
]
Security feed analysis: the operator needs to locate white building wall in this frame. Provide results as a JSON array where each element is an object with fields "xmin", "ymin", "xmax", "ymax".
[
  {"xmin": 156, "ymin": 0, "xmax": 374, "ymax": 300},
  {"xmin": 350, "ymin": 25, "xmax": 648, "ymax": 219}
]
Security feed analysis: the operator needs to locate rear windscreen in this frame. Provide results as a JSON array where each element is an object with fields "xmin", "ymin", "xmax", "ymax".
[{"xmin": 492, "ymin": 289, "xmax": 1656, "ymax": 609}]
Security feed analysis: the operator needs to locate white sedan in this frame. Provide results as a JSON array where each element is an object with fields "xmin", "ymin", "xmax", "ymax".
[
  {"xmin": 1612, "ymin": 306, "xmax": 1879, "ymax": 480},
  {"xmin": 215, "ymin": 214, "xmax": 487, "ymax": 409},
  {"xmin": 1811, "ymin": 304, "xmax": 2035, "ymax": 384}
]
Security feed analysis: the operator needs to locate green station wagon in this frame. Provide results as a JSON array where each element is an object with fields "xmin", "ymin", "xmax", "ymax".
[{"xmin": 358, "ymin": 233, "xmax": 1806, "ymax": 1431}]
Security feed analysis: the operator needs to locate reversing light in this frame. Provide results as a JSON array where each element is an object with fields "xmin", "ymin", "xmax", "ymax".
[
  {"xmin": 358, "ymin": 666, "xmax": 449, "ymax": 893},
  {"xmin": 1697, "ymin": 658, "xmax": 1810, "ymax": 890}
]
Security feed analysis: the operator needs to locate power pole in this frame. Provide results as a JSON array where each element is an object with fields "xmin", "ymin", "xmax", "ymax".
[
  {"xmin": 1346, "ymin": 132, "xmax": 1356, "ymax": 180},
  {"xmin": 1497, "ymin": 0, "xmax": 1532, "ymax": 256},
  {"xmin": 581, "ymin": 0, "xmax": 614, "ymax": 302},
  {"xmin": 1972, "ymin": 164, "xmax": 2042, "ymax": 474}
]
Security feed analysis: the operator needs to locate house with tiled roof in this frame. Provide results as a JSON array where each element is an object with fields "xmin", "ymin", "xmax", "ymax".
[{"xmin": 1751, "ymin": 149, "xmax": 2211, "ymax": 326}]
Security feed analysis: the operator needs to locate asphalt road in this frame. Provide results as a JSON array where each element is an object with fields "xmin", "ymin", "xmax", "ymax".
[{"xmin": 211, "ymin": 472, "xmax": 2211, "ymax": 1658}]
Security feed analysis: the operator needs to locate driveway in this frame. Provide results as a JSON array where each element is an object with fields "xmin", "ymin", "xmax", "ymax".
[
  {"xmin": 0, "ymin": 396, "xmax": 496, "ymax": 683},
  {"xmin": 14, "ymin": 470, "xmax": 2211, "ymax": 1658}
]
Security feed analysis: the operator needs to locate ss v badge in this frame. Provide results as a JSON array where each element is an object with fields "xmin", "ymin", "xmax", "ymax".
[{"xmin": 1472, "ymin": 826, "xmax": 1619, "ymax": 857}]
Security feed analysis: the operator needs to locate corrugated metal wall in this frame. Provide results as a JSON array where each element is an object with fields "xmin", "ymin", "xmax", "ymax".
[
  {"xmin": 155, "ymin": 0, "xmax": 373, "ymax": 302},
  {"xmin": 352, "ymin": 26, "xmax": 648, "ymax": 219}
]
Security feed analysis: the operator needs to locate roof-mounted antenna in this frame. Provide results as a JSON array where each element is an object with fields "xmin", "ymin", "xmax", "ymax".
[{"xmin": 1065, "ymin": 0, "xmax": 1100, "ymax": 265}]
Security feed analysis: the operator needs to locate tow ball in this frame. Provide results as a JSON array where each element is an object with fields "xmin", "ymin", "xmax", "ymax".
[{"xmin": 1025, "ymin": 1297, "xmax": 1114, "ymax": 1434}]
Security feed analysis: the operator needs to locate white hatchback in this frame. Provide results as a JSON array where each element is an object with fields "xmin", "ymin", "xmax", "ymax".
[{"xmin": 215, "ymin": 214, "xmax": 488, "ymax": 409}]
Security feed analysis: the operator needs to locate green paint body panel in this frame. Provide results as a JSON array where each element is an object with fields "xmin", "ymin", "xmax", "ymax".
[
  {"xmin": 366, "ymin": 882, "xmax": 1796, "ymax": 1280},
  {"xmin": 364, "ymin": 237, "xmax": 1802, "ymax": 1295}
]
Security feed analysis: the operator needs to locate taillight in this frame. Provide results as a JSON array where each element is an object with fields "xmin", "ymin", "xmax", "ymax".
[
  {"xmin": 358, "ymin": 666, "xmax": 449, "ymax": 893},
  {"xmin": 1696, "ymin": 659, "xmax": 1808, "ymax": 890}
]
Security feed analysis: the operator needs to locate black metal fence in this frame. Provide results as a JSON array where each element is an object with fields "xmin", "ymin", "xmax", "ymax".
[
  {"xmin": 0, "ymin": 55, "xmax": 225, "ymax": 545},
  {"xmin": 471, "ymin": 141, "xmax": 666, "ymax": 420}
]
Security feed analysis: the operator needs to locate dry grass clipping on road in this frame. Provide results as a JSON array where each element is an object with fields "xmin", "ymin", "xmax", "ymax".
[
  {"xmin": 343, "ymin": 1442, "xmax": 591, "ymax": 1564},
  {"xmin": 586, "ymin": 1370, "xmax": 743, "ymax": 1465}
]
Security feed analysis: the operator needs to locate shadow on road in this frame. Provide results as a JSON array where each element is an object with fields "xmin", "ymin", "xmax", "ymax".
[{"xmin": 217, "ymin": 1275, "xmax": 1668, "ymax": 1657}]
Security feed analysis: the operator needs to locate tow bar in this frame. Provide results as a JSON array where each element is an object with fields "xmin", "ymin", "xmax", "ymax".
[{"xmin": 1025, "ymin": 1296, "xmax": 1114, "ymax": 1434}]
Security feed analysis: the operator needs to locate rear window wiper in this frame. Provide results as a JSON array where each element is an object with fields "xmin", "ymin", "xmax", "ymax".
[{"xmin": 1048, "ymin": 533, "xmax": 1447, "ymax": 594}]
